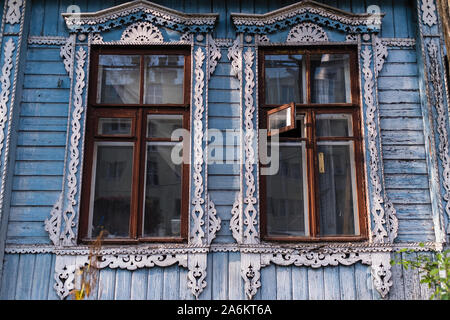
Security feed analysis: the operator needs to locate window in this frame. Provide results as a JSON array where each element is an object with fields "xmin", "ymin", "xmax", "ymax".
[
  {"xmin": 79, "ymin": 47, "xmax": 191, "ymax": 243},
  {"xmin": 259, "ymin": 46, "xmax": 368, "ymax": 241}
]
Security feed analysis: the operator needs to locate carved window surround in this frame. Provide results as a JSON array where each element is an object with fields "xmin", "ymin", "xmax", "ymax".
[
  {"xmin": 227, "ymin": 0, "xmax": 402, "ymax": 300},
  {"xmin": 38, "ymin": 0, "xmax": 224, "ymax": 299}
]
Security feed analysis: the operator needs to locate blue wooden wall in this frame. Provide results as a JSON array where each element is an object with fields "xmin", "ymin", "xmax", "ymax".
[{"xmin": 0, "ymin": 0, "xmax": 440, "ymax": 300}]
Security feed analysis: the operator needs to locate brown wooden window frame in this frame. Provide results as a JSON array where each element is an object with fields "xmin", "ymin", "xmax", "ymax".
[
  {"xmin": 259, "ymin": 45, "xmax": 368, "ymax": 242},
  {"xmin": 79, "ymin": 46, "xmax": 191, "ymax": 244}
]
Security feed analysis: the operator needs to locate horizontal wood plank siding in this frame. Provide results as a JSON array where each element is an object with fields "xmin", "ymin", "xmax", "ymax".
[
  {"xmin": 7, "ymin": 40, "xmax": 69, "ymax": 244},
  {"xmin": 378, "ymin": 46, "xmax": 434, "ymax": 242}
]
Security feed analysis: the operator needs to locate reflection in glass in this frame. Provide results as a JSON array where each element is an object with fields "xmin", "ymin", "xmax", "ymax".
[
  {"xmin": 144, "ymin": 55, "xmax": 184, "ymax": 104},
  {"xmin": 316, "ymin": 114, "xmax": 353, "ymax": 137},
  {"xmin": 317, "ymin": 142, "xmax": 359, "ymax": 236},
  {"xmin": 97, "ymin": 55, "xmax": 140, "ymax": 104},
  {"xmin": 266, "ymin": 144, "xmax": 308, "ymax": 237},
  {"xmin": 90, "ymin": 143, "xmax": 134, "ymax": 238},
  {"xmin": 310, "ymin": 54, "xmax": 351, "ymax": 103},
  {"xmin": 143, "ymin": 143, "xmax": 182, "ymax": 237},
  {"xmin": 268, "ymin": 105, "xmax": 294, "ymax": 133},
  {"xmin": 265, "ymin": 55, "xmax": 304, "ymax": 105},
  {"xmin": 147, "ymin": 114, "xmax": 183, "ymax": 138},
  {"xmin": 98, "ymin": 118, "xmax": 132, "ymax": 136}
]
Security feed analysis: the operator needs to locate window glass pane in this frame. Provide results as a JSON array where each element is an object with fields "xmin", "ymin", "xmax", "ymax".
[
  {"xmin": 317, "ymin": 142, "xmax": 359, "ymax": 236},
  {"xmin": 266, "ymin": 143, "xmax": 308, "ymax": 237},
  {"xmin": 147, "ymin": 114, "xmax": 183, "ymax": 138},
  {"xmin": 98, "ymin": 118, "xmax": 132, "ymax": 135},
  {"xmin": 268, "ymin": 105, "xmax": 294, "ymax": 134},
  {"xmin": 144, "ymin": 55, "xmax": 184, "ymax": 104},
  {"xmin": 265, "ymin": 55, "xmax": 304, "ymax": 105},
  {"xmin": 90, "ymin": 143, "xmax": 134, "ymax": 238},
  {"xmin": 316, "ymin": 114, "xmax": 353, "ymax": 137},
  {"xmin": 310, "ymin": 54, "xmax": 351, "ymax": 103},
  {"xmin": 143, "ymin": 143, "xmax": 182, "ymax": 237},
  {"xmin": 97, "ymin": 55, "xmax": 140, "ymax": 104}
]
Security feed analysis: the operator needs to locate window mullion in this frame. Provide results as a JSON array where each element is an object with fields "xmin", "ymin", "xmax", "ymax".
[
  {"xmin": 130, "ymin": 108, "xmax": 144, "ymax": 239},
  {"xmin": 306, "ymin": 110, "xmax": 319, "ymax": 238}
]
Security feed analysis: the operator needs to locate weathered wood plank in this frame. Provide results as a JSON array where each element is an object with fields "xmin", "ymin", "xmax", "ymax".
[
  {"xmin": 323, "ymin": 266, "xmax": 340, "ymax": 300},
  {"xmin": 20, "ymin": 103, "xmax": 69, "ymax": 117},
  {"xmin": 114, "ymin": 269, "xmax": 132, "ymax": 300},
  {"xmin": 11, "ymin": 191, "xmax": 60, "ymax": 206},
  {"xmin": 24, "ymin": 75, "xmax": 71, "ymax": 89},
  {"xmin": 97, "ymin": 268, "xmax": 116, "ymax": 300},
  {"xmin": 339, "ymin": 265, "xmax": 356, "ymax": 300},
  {"xmin": 14, "ymin": 254, "xmax": 36, "ymax": 299},
  {"xmin": 16, "ymin": 147, "xmax": 65, "ymax": 161},
  {"xmin": 259, "ymin": 264, "xmax": 277, "ymax": 300},
  {"xmin": 307, "ymin": 268, "xmax": 324, "ymax": 300},
  {"xmin": 130, "ymin": 268, "xmax": 148, "ymax": 300},
  {"xmin": 379, "ymin": 104, "xmax": 422, "ymax": 117},
  {"xmin": 380, "ymin": 118, "xmax": 423, "ymax": 131},
  {"xmin": 386, "ymin": 189, "xmax": 431, "ymax": 204},
  {"xmin": 19, "ymin": 117, "xmax": 68, "ymax": 132},
  {"xmin": 380, "ymin": 63, "xmax": 418, "ymax": 77},
  {"xmin": 13, "ymin": 176, "xmax": 63, "ymax": 191},
  {"xmin": 208, "ymin": 175, "xmax": 240, "ymax": 190},
  {"xmin": 228, "ymin": 252, "xmax": 244, "ymax": 299},
  {"xmin": 17, "ymin": 132, "xmax": 67, "ymax": 147},
  {"xmin": 212, "ymin": 252, "xmax": 228, "ymax": 300},
  {"xmin": 378, "ymin": 90, "xmax": 420, "ymax": 104},
  {"xmin": 382, "ymin": 145, "xmax": 426, "ymax": 160},
  {"xmin": 384, "ymin": 174, "xmax": 429, "ymax": 189},
  {"xmin": 14, "ymin": 161, "xmax": 64, "ymax": 176},
  {"xmin": 22, "ymin": 89, "xmax": 70, "ymax": 104},
  {"xmin": 163, "ymin": 266, "xmax": 180, "ymax": 300},
  {"xmin": 7, "ymin": 221, "xmax": 49, "ymax": 239},
  {"xmin": 0, "ymin": 254, "xmax": 19, "ymax": 299},
  {"xmin": 381, "ymin": 130, "xmax": 425, "ymax": 145},
  {"xmin": 147, "ymin": 267, "xmax": 163, "ymax": 300},
  {"xmin": 383, "ymin": 160, "xmax": 427, "ymax": 174},
  {"xmin": 276, "ymin": 266, "xmax": 292, "ymax": 300},
  {"xmin": 30, "ymin": 254, "xmax": 53, "ymax": 300},
  {"xmin": 354, "ymin": 264, "xmax": 373, "ymax": 300},
  {"xmin": 378, "ymin": 76, "xmax": 419, "ymax": 90},
  {"xmin": 291, "ymin": 267, "xmax": 308, "ymax": 300}
]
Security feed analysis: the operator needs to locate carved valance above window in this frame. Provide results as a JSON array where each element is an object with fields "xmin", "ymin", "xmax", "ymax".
[
  {"xmin": 62, "ymin": 0, "xmax": 218, "ymax": 34},
  {"xmin": 230, "ymin": 0, "xmax": 383, "ymax": 35}
]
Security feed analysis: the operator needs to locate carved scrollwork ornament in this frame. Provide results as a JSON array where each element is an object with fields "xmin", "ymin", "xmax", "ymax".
[
  {"xmin": 5, "ymin": 0, "xmax": 23, "ymax": 25},
  {"xmin": 191, "ymin": 47, "xmax": 206, "ymax": 246},
  {"xmin": 241, "ymin": 254, "xmax": 261, "ymax": 300},
  {"xmin": 421, "ymin": 0, "xmax": 438, "ymax": 27},
  {"xmin": 227, "ymin": 36, "xmax": 242, "ymax": 80},
  {"xmin": 371, "ymin": 253, "xmax": 393, "ymax": 298},
  {"xmin": 207, "ymin": 35, "xmax": 221, "ymax": 79},
  {"xmin": 286, "ymin": 22, "xmax": 329, "ymax": 43},
  {"xmin": 243, "ymin": 47, "xmax": 258, "ymax": 245},
  {"xmin": 187, "ymin": 254, "xmax": 208, "ymax": 299}
]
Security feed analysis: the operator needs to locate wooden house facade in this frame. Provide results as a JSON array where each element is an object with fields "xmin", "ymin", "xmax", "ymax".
[{"xmin": 0, "ymin": 0, "xmax": 448, "ymax": 300}]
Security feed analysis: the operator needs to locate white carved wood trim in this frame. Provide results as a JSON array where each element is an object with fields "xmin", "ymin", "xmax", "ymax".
[
  {"xmin": 421, "ymin": 0, "xmax": 438, "ymax": 27},
  {"xmin": 54, "ymin": 253, "xmax": 188, "ymax": 299},
  {"xmin": 5, "ymin": 0, "xmax": 23, "ymax": 25},
  {"xmin": 242, "ymin": 47, "xmax": 258, "ymax": 245},
  {"xmin": 120, "ymin": 21, "xmax": 164, "ymax": 43},
  {"xmin": 286, "ymin": 22, "xmax": 329, "ymax": 43}
]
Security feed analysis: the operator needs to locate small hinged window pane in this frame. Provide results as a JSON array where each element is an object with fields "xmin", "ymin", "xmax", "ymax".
[{"xmin": 267, "ymin": 102, "xmax": 296, "ymax": 136}]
